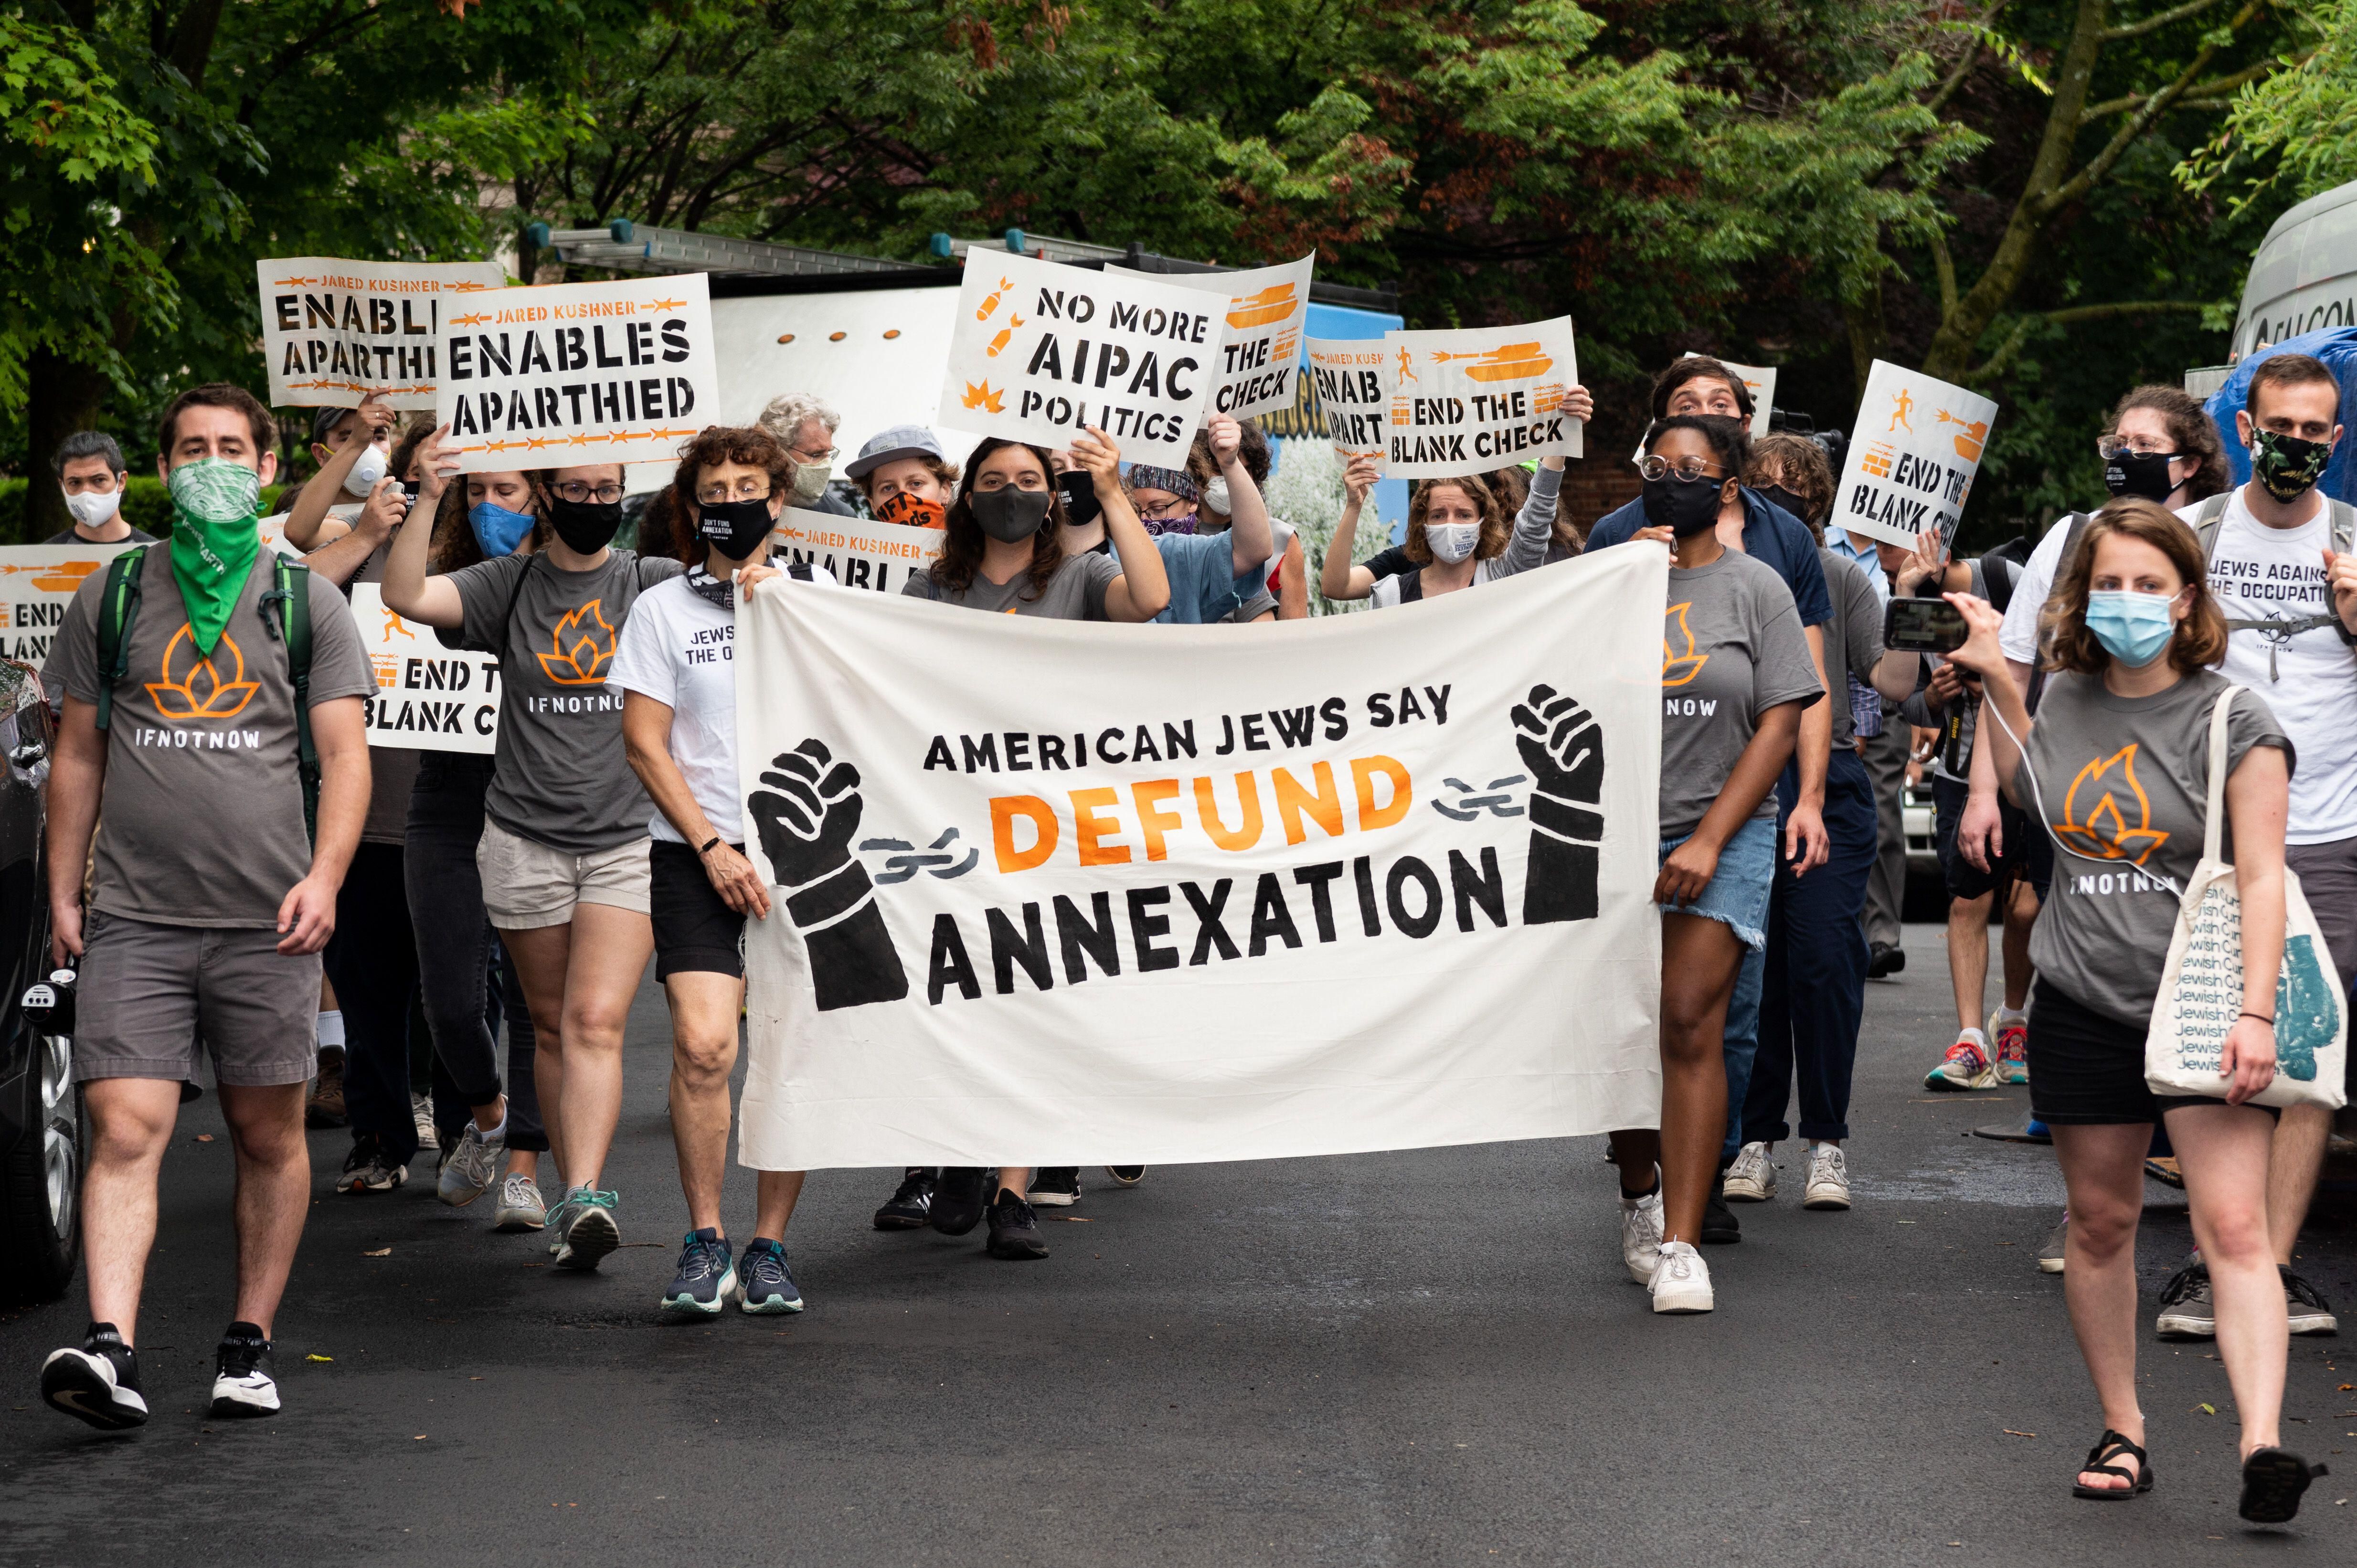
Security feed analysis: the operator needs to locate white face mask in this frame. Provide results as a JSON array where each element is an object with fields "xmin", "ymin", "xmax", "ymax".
[
  {"xmin": 1425, "ymin": 519, "xmax": 1480, "ymax": 563},
  {"xmin": 790, "ymin": 460, "xmax": 832, "ymax": 504},
  {"xmin": 343, "ymin": 441, "xmax": 389, "ymax": 498},
  {"xmin": 64, "ymin": 487, "xmax": 122, "ymax": 528},
  {"xmin": 1202, "ymin": 476, "xmax": 1231, "ymax": 517}
]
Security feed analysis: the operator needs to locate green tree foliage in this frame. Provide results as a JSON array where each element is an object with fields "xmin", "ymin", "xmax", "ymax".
[{"xmin": 2179, "ymin": 0, "xmax": 2356, "ymax": 209}]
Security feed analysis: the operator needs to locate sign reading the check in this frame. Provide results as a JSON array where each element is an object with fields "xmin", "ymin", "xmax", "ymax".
[
  {"xmin": 436, "ymin": 272, "xmax": 719, "ymax": 473},
  {"xmin": 1106, "ymin": 254, "xmax": 1314, "ymax": 422},
  {"xmin": 1382, "ymin": 319, "xmax": 1582, "ymax": 478}
]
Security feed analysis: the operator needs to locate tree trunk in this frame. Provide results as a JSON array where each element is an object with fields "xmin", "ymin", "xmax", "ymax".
[
  {"xmin": 21, "ymin": 351, "xmax": 112, "ymax": 543},
  {"xmin": 1843, "ymin": 279, "xmax": 1887, "ymax": 404}
]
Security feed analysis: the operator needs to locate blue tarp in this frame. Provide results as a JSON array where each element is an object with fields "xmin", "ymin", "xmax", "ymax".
[{"xmin": 2200, "ymin": 325, "xmax": 2357, "ymax": 504}]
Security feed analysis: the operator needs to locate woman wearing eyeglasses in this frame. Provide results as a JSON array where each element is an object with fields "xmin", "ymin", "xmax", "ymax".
[{"xmin": 385, "ymin": 442, "xmax": 685, "ymax": 1272}]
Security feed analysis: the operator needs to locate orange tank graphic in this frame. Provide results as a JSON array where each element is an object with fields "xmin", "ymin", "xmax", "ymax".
[
  {"xmin": 147, "ymin": 625, "xmax": 260, "ymax": 720},
  {"xmin": 1435, "ymin": 343, "xmax": 1552, "ymax": 382},
  {"xmin": 1937, "ymin": 410, "xmax": 1988, "ymax": 462},
  {"xmin": 1225, "ymin": 284, "xmax": 1298, "ymax": 330},
  {"xmin": 0, "ymin": 559, "xmax": 106, "ymax": 595}
]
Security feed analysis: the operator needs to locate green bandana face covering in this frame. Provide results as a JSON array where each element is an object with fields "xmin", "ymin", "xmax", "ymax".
[{"xmin": 165, "ymin": 458, "xmax": 263, "ymax": 656}]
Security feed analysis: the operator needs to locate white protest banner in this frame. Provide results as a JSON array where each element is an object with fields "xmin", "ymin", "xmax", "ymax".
[
  {"xmin": 1832, "ymin": 360, "xmax": 1998, "ymax": 548},
  {"xmin": 439, "ymin": 272, "xmax": 718, "ymax": 474},
  {"xmin": 1683, "ymin": 351, "xmax": 1777, "ymax": 438},
  {"xmin": 257, "ymin": 258, "xmax": 506, "ymax": 410},
  {"xmin": 1383, "ymin": 319, "xmax": 1582, "ymax": 477},
  {"xmin": 937, "ymin": 251, "xmax": 1211, "ymax": 466},
  {"xmin": 768, "ymin": 509, "xmax": 944, "ymax": 596},
  {"xmin": 1304, "ymin": 338, "xmax": 1391, "ymax": 456},
  {"xmin": 0, "ymin": 545, "xmax": 136, "ymax": 663},
  {"xmin": 347, "ymin": 584, "xmax": 500, "ymax": 753},
  {"xmin": 734, "ymin": 548, "xmax": 1666, "ymax": 1170},
  {"xmin": 1106, "ymin": 254, "xmax": 1314, "ymax": 423}
]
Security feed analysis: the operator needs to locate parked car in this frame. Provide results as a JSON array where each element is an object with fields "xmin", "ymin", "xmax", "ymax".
[
  {"xmin": 0, "ymin": 657, "xmax": 76, "ymax": 1305},
  {"xmin": 1902, "ymin": 773, "xmax": 1947, "ymax": 924}
]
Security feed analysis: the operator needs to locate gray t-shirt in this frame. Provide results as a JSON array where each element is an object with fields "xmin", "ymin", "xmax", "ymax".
[
  {"xmin": 449, "ymin": 548, "xmax": 684, "ymax": 853},
  {"xmin": 47, "ymin": 544, "xmax": 374, "ymax": 927},
  {"xmin": 2021, "ymin": 669, "xmax": 2294, "ymax": 1025},
  {"xmin": 1659, "ymin": 549, "xmax": 1823, "ymax": 839},
  {"xmin": 1818, "ymin": 548, "xmax": 1883, "ymax": 750},
  {"xmin": 902, "ymin": 549, "xmax": 1119, "ymax": 618}
]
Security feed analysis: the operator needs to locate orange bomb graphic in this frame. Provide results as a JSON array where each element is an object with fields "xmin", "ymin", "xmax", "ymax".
[
  {"xmin": 986, "ymin": 314, "xmax": 1025, "ymax": 358},
  {"xmin": 1434, "ymin": 343, "xmax": 1552, "ymax": 382},
  {"xmin": 1662, "ymin": 604, "xmax": 1710, "ymax": 688},
  {"xmin": 2052, "ymin": 746, "xmax": 2169, "ymax": 865},
  {"xmin": 147, "ymin": 625, "xmax": 260, "ymax": 720},
  {"xmin": 1937, "ymin": 410, "xmax": 1988, "ymax": 461},
  {"xmin": 963, "ymin": 381, "xmax": 1006, "ymax": 414},
  {"xmin": 976, "ymin": 277, "xmax": 1013, "ymax": 322},
  {"xmin": 537, "ymin": 600, "xmax": 618, "ymax": 687},
  {"xmin": 1225, "ymin": 284, "xmax": 1298, "ymax": 330}
]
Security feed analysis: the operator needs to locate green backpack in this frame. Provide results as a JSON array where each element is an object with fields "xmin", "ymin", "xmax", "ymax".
[{"xmin": 92, "ymin": 545, "xmax": 319, "ymax": 841}]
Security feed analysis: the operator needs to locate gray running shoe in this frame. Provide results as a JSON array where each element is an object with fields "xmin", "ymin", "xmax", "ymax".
[
  {"xmin": 2155, "ymin": 1261, "xmax": 2216, "ymax": 1339},
  {"xmin": 552, "ymin": 1188, "xmax": 620, "ymax": 1271},
  {"xmin": 337, "ymin": 1135, "xmax": 406, "ymax": 1194},
  {"xmin": 2036, "ymin": 1214, "xmax": 2068, "ymax": 1274},
  {"xmin": 437, "ymin": 1122, "xmax": 507, "ymax": 1207},
  {"xmin": 493, "ymin": 1172, "xmax": 547, "ymax": 1232}
]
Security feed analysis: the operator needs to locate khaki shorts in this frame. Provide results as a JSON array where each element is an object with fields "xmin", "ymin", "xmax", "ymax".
[
  {"xmin": 74, "ymin": 911, "xmax": 320, "ymax": 1088},
  {"xmin": 477, "ymin": 818, "xmax": 652, "ymax": 930}
]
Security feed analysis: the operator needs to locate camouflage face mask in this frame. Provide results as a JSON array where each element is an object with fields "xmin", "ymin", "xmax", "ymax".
[{"xmin": 2250, "ymin": 427, "xmax": 2332, "ymax": 503}]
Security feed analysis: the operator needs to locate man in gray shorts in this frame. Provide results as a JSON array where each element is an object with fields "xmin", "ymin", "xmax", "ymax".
[{"xmin": 35, "ymin": 383, "xmax": 374, "ymax": 1431}]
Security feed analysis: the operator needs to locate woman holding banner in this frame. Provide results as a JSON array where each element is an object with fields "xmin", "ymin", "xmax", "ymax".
[
  {"xmin": 900, "ymin": 426, "xmax": 1168, "ymax": 1260},
  {"xmin": 1612, "ymin": 413, "xmax": 1820, "ymax": 1314},
  {"xmin": 386, "ymin": 434, "xmax": 685, "ymax": 1272},
  {"xmin": 1319, "ymin": 464, "xmax": 1543, "ymax": 606}
]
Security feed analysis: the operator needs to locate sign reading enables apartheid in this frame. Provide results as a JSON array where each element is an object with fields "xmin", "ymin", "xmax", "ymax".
[
  {"xmin": 1105, "ymin": 254, "xmax": 1314, "ymax": 423},
  {"xmin": 1382, "ymin": 319, "xmax": 1583, "ymax": 478},
  {"xmin": 437, "ymin": 272, "xmax": 721, "ymax": 474},
  {"xmin": 1305, "ymin": 338, "xmax": 1391, "ymax": 457},
  {"xmin": 733, "ymin": 547, "xmax": 1667, "ymax": 1170},
  {"xmin": 257, "ymin": 258, "xmax": 506, "ymax": 411},
  {"xmin": 1831, "ymin": 360, "xmax": 1998, "ymax": 548},
  {"xmin": 936, "ymin": 251, "xmax": 1211, "ymax": 467},
  {"xmin": 349, "ymin": 584, "xmax": 500, "ymax": 753},
  {"xmin": 768, "ymin": 509, "xmax": 945, "ymax": 596}
]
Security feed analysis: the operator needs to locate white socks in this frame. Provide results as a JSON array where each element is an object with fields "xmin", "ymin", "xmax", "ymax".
[{"xmin": 315, "ymin": 1010, "xmax": 345, "ymax": 1052}]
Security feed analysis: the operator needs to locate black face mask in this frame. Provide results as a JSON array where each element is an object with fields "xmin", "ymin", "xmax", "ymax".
[
  {"xmin": 970, "ymin": 486, "xmax": 1054, "ymax": 543},
  {"xmin": 697, "ymin": 497, "xmax": 775, "ymax": 562},
  {"xmin": 547, "ymin": 496, "xmax": 623, "ymax": 554},
  {"xmin": 2103, "ymin": 450, "xmax": 2180, "ymax": 502},
  {"xmin": 1755, "ymin": 484, "xmax": 1811, "ymax": 526},
  {"xmin": 1642, "ymin": 473, "xmax": 1724, "ymax": 538},
  {"xmin": 1056, "ymin": 469, "xmax": 1101, "ymax": 529}
]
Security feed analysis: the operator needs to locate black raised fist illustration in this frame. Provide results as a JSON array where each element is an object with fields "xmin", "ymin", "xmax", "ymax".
[
  {"xmin": 748, "ymin": 738, "xmax": 908, "ymax": 1011},
  {"xmin": 750, "ymin": 740, "xmax": 865, "ymax": 889},
  {"xmin": 1510, "ymin": 684, "xmax": 1603, "ymax": 925}
]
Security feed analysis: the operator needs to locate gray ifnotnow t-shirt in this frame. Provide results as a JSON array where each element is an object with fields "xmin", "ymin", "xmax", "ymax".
[
  {"xmin": 1659, "ymin": 549, "xmax": 1823, "ymax": 839},
  {"xmin": 449, "ymin": 548, "xmax": 684, "ymax": 853},
  {"xmin": 2022, "ymin": 669, "xmax": 2293, "ymax": 1025},
  {"xmin": 48, "ymin": 544, "xmax": 374, "ymax": 927},
  {"xmin": 1818, "ymin": 548, "xmax": 1883, "ymax": 750},
  {"xmin": 902, "ymin": 549, "xmax": 1118, "ymax": 618}
]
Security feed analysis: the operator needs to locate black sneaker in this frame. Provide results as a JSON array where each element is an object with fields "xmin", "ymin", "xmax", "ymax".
[
  {"xmin": 985, "ymin": 1190, "xmax": 1049, "ymax": 1260},
  {"xmin": 211, "ymin": 1322, "xmax": 280, "ymax": 1418},
  {"xmin": 1104, "ymin": 1165, "xmax": 1146, "ymax": 1186},
  {"xmin": 1029, "ymin": 1167, "xmax": 1081, "ymax": 1207},
  {"xmin": 1867, "ymin": 941, "xmax": 1906, "ymax": 979},
  {"xmin": 2283, "ymin": 1265, "xmax": 2336, "ymax": 1336},
  {"xmin": 931, "ymin": 1167, "xmax": 989, "ymax": 1236},
  {"xmin": 738, "ymin": 1238, "xmax": 805, "ymax": 1314},
  {"xmin": 338, "ymin": 1133, "xmax": 406, "ymax": 1194},
  {"xmin": 40, "ymin": 1323, "xmax": 148, "ymax": 1431},
  {"xmin": 1700, "ymin": 1188, "xmax": 1741, "ymax": 1244},
  {"xmin": 873, "ymin": 1168, "xmax": 934, "ymax": 1230}
]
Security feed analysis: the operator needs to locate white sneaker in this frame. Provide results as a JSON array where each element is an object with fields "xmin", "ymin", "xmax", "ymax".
[
  {"xmin": 1619, "ymin": 1186, "xmax": 1665, "ymax": 1284},
  {"xmin": 1649, "ymin": 1240, "xmax": 1715, "ymax": 1313},
  {"xmin": 1723, "ymin": 1142, "xmax": 1776, "ymax": 1202},
  {"xmin": 1802, "ymin": 1144, "xmax": 1850, "ymax": 1209},
  {"xmin": 437, "ymin": 1121, "xmax": 507, "ymax": 1208},
  {"xmin": 494, "ymin": 1172, "xmax": 547, "ymax": 1232}
]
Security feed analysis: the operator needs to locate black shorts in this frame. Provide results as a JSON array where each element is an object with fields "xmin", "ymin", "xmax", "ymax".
[
  {"xmin": 1932, "ymin": 775, "xmax": 2052, "ymax": 902},
  {"xmin": 2027, "ymin": 980, "xmax": 2278, "ymax": 1125},
  {"xmin": 650, "ymin": 840, "xmax": 745, "ymax": 981}
]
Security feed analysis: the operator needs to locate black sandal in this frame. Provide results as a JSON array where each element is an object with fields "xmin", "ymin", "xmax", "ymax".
[
  {"xmin": 2239, "ymin": 1448, "xmax": 2327, "ymax": 1524},
  {"xmin": 2071, "ymin": 1430, "xmax": 2154, "ymax": 1500}
]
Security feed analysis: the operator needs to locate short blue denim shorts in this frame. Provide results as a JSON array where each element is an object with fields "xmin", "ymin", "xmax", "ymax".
[{"xmin": 1656, "ymin": 814, "xmax": 1776, "ymax": 952}]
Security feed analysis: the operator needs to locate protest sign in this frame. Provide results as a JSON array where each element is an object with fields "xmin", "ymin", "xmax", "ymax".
[
  {"xmin": 438, "ymin": 272, "xmax": 719, "ymax": 474},
  {"xmin": 936, "ymin": 251, "xmax": 1210, "ymax": 466},
  {"xmin": 768, "ymin": 509, "xmax": 944, "ymax": 595},
  {"xmin": 257, "ymin": 258, "xmax": 506, "ymax": 410},
  {"xmin": 1382, "ymin": 320, "xmax": 1582, "ymax": 477},
  {"xmin": 1684, "ymin": 352, "xmax": 1777, "ymax": 438},
  {"xmin": 1304, "ymin": 339, "xmax": 1392, "ymax": 457},
  {"xmin": 0, "ymin": 545, "xmax": 135, "ymax": 664},
  {"xmin": 734, "ymin": 547, "xmax": 1666, "ymax": 1170},
  {"xmin": 1832, "ymin": 360, "xmax": 1998, "ymax": 548},
  {"xmin": 349, "ymin": 584, "xmax": 501, "ymax": 753},
  {"xmin": 1107, "ymin": 254, "xmax": 1314, "ymax": 423}
]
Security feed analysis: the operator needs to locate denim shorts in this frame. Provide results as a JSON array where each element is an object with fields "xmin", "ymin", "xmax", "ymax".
[{"xmin": 1656, "ymin": 814, "xmax": 1777, "ymax": 952}]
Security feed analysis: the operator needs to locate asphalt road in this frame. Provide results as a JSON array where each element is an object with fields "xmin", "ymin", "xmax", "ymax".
[{"xmin": 3, "ymin": 921, "xmax": 2352, "ymax": 1567}]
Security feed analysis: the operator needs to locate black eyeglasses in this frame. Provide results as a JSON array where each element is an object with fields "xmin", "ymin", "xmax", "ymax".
[
  {"xmin": 553, "ymin": 481, "xmax": 624, "ymax": 504},
  {"xmin": 1635, "ymin": 454, "xmax": 1725, "ymax": 483}
]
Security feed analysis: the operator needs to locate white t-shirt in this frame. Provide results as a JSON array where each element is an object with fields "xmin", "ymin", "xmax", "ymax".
[
  {"xmin": 608, "ymin": 568, "xmax": 835, "ymax": 845},
  {"xmin": 1996, "ymin": 517, "xmax": 2073, "ymax": 667},
  {"xmin": 2185, "ymin": 489, "xmax": 2357, "ymax": 843}
]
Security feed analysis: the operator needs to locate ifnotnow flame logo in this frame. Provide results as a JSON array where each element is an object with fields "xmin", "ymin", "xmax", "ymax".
[
  {"xmin": 2053, "ymin": 745, "xmax": 2169, "ymax": 864},
  {"xmin": 1662, "ymin": 603, "xmax": 1709, "ymax": 687},
  {"xmin": 537, "ymin": 600, "xmax": 617, "ymax": 686},
  {"xmin": 147, "ymin": 625, "xmax": 260, "ymax": 720}
]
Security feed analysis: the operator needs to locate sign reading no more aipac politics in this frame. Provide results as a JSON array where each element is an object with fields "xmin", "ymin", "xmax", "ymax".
[
  {"xmin": 1832, "ymin": 360, "xmax": 1998, "ymax": 548},
  {"xmin": 1383, "ymin": 320, "xmax": 1583, "ymax": 478},
  {"xmin": 438, "ymin": 272, "xmax": 720, "ymax": 474},
  {"xmin": 257, "ymin": 258, "xmax": 507, "ymax": 410}
]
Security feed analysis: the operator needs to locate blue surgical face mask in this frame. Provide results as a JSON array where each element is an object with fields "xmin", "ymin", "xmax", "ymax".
[
  {"xmin": 469, "ymin": 499, "xmax": 535, "ymax": 557},
  {"xmin": 2083, "ymin": 589, "xmax": 2179, "ymax": 667}
]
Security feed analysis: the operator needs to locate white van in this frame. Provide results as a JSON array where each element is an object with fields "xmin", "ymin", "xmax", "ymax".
[{"xmin": 2231, "ymin": 179, "xmax": 2357, "ymax": 357}]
